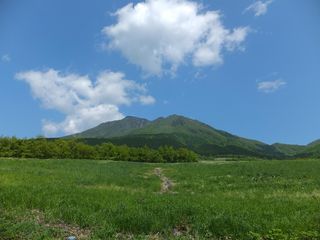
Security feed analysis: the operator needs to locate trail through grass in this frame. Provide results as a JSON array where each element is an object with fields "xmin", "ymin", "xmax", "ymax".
[{"xmin": 154, "ymin": 168, "xmax": 174, "ymax": 193}]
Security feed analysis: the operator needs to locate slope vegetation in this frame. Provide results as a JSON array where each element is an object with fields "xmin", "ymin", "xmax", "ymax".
[
  {"xmin": 68, "ymin": 116, "xmax": 150, "ymax": 138},
  {"xmin": 70, "ymin": 115, "xmax": 285, "ymax": 158}
]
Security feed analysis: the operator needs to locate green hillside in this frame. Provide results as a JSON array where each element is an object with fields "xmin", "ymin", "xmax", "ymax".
[
  {"xmin": 69, "ymin": 115, "xmax": 285, "ymax": 158},
  {"xmin": 68, "ymin": 116, "xmax": 150, "ymax": 138},
  {"xmin": 308, "ymin": 139, "xmax": 320, "ymax": 147},
  {"xmin": 272, "ymin": 143, "xmax": 306, "ymax": 156},
  {"xmin": 127, "ymin": 115, "xmax": 282, "ymax": 157},
  {"xmin": 296, "ymin": 142, "xmax": 320, "ymax": 158}
]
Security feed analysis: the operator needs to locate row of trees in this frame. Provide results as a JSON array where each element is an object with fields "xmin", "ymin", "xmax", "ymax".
[{"xmin": 0, "ymin": 137, "xmax": 198, "ymax": 163}]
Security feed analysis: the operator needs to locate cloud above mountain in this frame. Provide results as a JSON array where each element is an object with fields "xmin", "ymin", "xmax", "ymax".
[
  {"xmin": 257, "ymin": 79, "xmax": 286, "ymax": 93},
  {"xmin": 1, "ymin": 54, "xmax": 11, "ymax": 63},
  {"xmin": 103, "ymin": 0, "xmax": 249, "ymax": 75},
  {"xmin": 16, "ymin": 69, "xmax": 155, "ymax": 135},
  {"xmin": 245, "ymin": 0, "xmax": 273, "ymax": 17}
]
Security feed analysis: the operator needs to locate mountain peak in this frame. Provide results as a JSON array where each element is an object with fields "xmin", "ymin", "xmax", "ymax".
[
  {"xmin": 122, "ymin": 115, "xmax": 149, "ymax": 122},
  {"xmin": 166, "ymin": 115, "xmax": 189, "ymax": 126},
  {"xmin": 68, "ymin": 116, "xmax": 150, "ymax": 139},
  {"xmin": 167, "ymin": 114, "xmax": 184, "ymax": 118},
  {"xmin": 66, "ymin": 114, "xmax": 286, "ymax": 158},
  {"xmin": 166, "ymin": 114, "xmax": 190, "ymax": 120}
]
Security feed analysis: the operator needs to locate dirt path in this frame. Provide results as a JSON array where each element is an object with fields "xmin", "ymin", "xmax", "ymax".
[
  {"xmin": 154, "ymin": 168, "xmax": 174, "ymax": 193},
  {"xmin": 31, "ymin": 209, "xmax": 91, "ymax": 239}
]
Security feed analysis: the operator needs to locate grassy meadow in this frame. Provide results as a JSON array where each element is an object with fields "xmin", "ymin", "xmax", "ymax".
[{"xmin": 0, "ymin": 158, "xmax": 319, "ymax": 239}]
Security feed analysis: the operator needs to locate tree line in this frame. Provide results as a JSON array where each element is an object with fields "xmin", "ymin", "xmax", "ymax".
[{"xmin": 0, "ymin": 137, "xmax": 198, "ymax": 163}]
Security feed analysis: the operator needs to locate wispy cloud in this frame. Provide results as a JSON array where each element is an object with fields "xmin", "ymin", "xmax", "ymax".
[
  {"xmin": 16, "ymin": 69, "xmax": 155, "ymax": 136},
  {"xmin": 103, "ymin": 0, "xmax": 249, "ymax": 76},
  {"xmin": 1, "ymin": 54, "xmax": 11, "ymax": 62},
  {"xmin": 245, "ymin": 0, "xmax": 273, "ymax": 17},
  {"xmin": 257, "ymin": 79, "xmax": 286, "ymax": 93},
  {"xmin": 139, "ymin": 95, "xmax": 156, "ymax": 105}
]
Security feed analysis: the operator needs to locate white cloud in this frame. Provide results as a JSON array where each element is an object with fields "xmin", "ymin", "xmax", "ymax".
[
  {"xmin": 257, "ymin": 79, "xmax": 286, "ymax": 93},
  {"xmin": 139, "ymin": 95, "xmax": 156, "ymax": 105},
  {"xmin": 1, "ymin": 54, "xmax": 11, "ymax": 62},
  {"xmin": 245, "ymin": 0, "xmax": 273, "ymax": 17},
  {"xmin": 16, "ymin": 69, "xmax": 155, "ymax": 136},
  {"xmin": 103, "ymin": 0, "xmax": 249, "ymax": 75}
]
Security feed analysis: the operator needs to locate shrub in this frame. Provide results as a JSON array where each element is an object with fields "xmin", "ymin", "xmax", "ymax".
[{"xmin": 0, "ymin": 138, "xmax": 197, "ymax": 163}]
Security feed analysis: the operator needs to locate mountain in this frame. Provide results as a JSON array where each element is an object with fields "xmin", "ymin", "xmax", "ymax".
[
  {"xmin": 294, "ymin": 141, "xmax": 320, "ymax": 158},
  {"xmin": 272, "ymin": 143, "xmax": 306, "ymax": 157},
  {"xmin": 68, "ymin": 116, "xmax": 150, "ymax": 138},
  {"xmin": 68, "ymin": 114, "xmax": 285, "ymax": 158},
  {"xmin": 308, "ymin": 139, "xmax": 320, "ymax": 147}
]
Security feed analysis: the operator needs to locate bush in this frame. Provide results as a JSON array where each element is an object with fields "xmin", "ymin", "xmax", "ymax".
[{"xmin": 0, "ymin": 138, "xmax": 198, "ymax": 163}]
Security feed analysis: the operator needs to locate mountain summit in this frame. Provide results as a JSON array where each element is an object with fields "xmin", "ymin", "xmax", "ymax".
[
  {"xmin": 67, "ymin": 114, "xmax": 290, "ymax": 158},
  {"xmin": 70, "ymin": 116, "xmax": 150, "ymax": 139}
]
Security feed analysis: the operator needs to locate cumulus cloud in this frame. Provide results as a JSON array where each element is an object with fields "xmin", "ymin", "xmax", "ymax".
[
  {"xmin": 103, "ymin": 0, "xmax": 249, "ymax": 75},
  {"xmin": 257, "ymin": 79, "xmax": 286, "ymax": 93},
  {"xmin": 1, "ymin": 54, "xmax": 11, "ymax": 62},
  {"xmin": 245, "ymin": 0, "xmax": 273, "ymax": 17},
  {"xmin": 139, "ymin": 95, "xmax": 156, "ymax": 105},
  {"xmin": 16, "ymin": 69, "xmax": 155, "ymax": 136}
]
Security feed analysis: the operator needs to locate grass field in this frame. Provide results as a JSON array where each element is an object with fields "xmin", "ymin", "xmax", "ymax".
[{"xmin": 0, "ymin": 158, "xmax": 319, "ymax": 239}]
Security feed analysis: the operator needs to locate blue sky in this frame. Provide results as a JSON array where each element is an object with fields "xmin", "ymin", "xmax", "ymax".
[{"xmin": 0, "ymin": 0, "xmax": 319, "ymax": 145}]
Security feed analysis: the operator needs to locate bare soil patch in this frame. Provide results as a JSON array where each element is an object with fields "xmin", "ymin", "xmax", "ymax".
[
  {"xmin": 154, "ymin": 168, "xmax": 174, "ymax": 193},
  {"xmin": 31, "ymin": 209, "xmax": 91, "ymax": 239}
]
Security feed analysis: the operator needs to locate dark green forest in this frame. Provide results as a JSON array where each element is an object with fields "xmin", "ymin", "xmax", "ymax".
[{"xmin": 0, "ymin": 137, "xmax": 197, "ymax": 163}]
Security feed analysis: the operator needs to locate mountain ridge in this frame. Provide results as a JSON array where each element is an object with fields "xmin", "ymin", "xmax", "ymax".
[
  {"xmin": 66, "ymin": 114, "xmax": 320, "ymax": 158},
  {"xmin": 68, "ymin": 116, "xmax": 150, "ymax": 139}
]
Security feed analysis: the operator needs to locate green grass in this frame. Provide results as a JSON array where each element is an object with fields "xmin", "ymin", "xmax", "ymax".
[{"xmin": 0, "ymin": 158, "xmax": 319, "ymax": 239}]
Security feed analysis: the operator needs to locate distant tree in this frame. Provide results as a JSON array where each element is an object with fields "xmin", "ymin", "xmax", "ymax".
[
  {"xmin": 97, "ymin": 143, "xmax": 117, "ymax": 160},
  {"xmin": 0, "ymin": 138, "xmax": 198, "ymax": 163}
]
